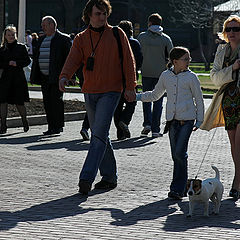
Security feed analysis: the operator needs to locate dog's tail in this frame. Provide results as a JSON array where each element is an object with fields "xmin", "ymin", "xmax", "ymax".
[{"xmin": 212, "ymin": 165, "xmax": 220, "ymax": 180}]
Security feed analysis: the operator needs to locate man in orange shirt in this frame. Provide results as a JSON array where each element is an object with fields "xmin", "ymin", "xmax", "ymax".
[{"xmin": 59, "ymin": 0, "xmax": 136, "ymax": 195}]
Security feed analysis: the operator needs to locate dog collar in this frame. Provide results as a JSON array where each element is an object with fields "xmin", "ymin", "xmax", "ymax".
[{"xmin": 195, "ymin": 190, "xmax": 201, "ymax": 195}]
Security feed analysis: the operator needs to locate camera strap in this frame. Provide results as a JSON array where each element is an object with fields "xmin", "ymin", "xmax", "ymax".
[{"xmin": 89, "ymin": 30, "xmax": 104, "ymax": 57}]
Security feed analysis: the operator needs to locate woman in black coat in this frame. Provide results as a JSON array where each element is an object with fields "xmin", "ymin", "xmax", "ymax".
[{"xmin": 0, "ymin": 25, "xmax": 31, "ymax": 134}]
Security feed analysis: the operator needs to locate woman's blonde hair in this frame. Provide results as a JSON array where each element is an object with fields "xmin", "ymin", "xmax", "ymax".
[
  {"xmin": 218, "ymin": 15, "xmax": 240, "ymax": 42},
  {"xmin": 1, "ymin": 25, "xmax": 17, "ymax": 47}
]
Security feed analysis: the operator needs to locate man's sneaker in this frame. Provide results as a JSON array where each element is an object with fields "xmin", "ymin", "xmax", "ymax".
[
  {"xmin": 140, "ymin": 125, "xmax": 151, "ymax": 137},
  {"xmin": 80, "ymin": 128, "xmax": 90, "ymax": 141},
  {"xmin": 118, "ymin": 121, "xmax": 131, "ymax": 138},
  {"xmin": 78, "ymin": 179, "xmax": 92, "ymax": 195},
  {"xmin": 152, "ymin": 132, "xmax": 163, "ymax": 138},
  {"xmin": 94, "ymin": 180, "xmax": 117, "ymax": 190},
  {"xmin": 168, "ymin": 191, "xmax": 183, "ymax": 200}
]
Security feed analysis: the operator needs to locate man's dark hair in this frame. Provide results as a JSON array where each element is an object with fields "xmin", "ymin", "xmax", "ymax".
[
  {"xmin": 118, "ymin": 20, "xmax": 133, "ymax": 37},
  {"xmin": 26, "ymin": 29, "xmax": 31, "ymax": 35},
  {"xmin": 82, "ymin": 0, "xmax": 112, "ymax": 25},
  {"xmin": 148, "ymin": 13, "xmax": 162, "ymax": 26}
]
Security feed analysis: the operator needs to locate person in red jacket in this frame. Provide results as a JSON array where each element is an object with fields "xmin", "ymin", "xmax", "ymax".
[{"xmin": 59, "ymin": 0, "xmax": 136, "ymax": 195}]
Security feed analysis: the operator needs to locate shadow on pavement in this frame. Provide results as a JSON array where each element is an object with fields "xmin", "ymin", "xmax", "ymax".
[
  {"xmin": 108, "ymin": 198, "xmax": 178, "ymax": 226},
  {"xmin": 163, "ymin": 199, "xmax": 240, "ymax": 231},
  {"xmin": 0, "ymin": 193, "xmax": 90, "ymax": 231},
  {"xmin": 22, "ymin": 136, "xmax": 156, "ymax": 151},
  {"xmin": 0, "ymin": 134, "xmax": 58, "ymax": 145}
]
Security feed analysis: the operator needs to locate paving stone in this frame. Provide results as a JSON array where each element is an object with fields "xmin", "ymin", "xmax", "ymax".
[{"xmin": 0, "ymin": 94, "xmax": 240, "ymax": 239}]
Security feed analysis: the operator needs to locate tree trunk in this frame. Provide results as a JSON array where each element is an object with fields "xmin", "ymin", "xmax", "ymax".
[{"xmin": 197, "ymin": 28, "xmax": 209, "ymax": 71}]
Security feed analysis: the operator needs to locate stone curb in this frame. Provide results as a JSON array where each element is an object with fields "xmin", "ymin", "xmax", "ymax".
[{"xmin": 7, "ymin": 86, "xmax": 212, "ymax": 128}]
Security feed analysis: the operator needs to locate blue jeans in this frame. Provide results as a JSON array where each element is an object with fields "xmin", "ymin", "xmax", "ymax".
[
  {"xmin": 79, "ymin": 92, "xmax": 121, "ymax": 184},
  {"xmin": 142, "ymin": 77, "xmax": 163, "ymax": 133},
  {"xmin": 168, "ymin": 120, "xmax": 194, "ymax": 195}
]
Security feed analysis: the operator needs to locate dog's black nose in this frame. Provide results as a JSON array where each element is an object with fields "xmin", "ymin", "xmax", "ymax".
[{"xmin": 188, "ymin": 191, "xmax": 193, "ymax": 196}]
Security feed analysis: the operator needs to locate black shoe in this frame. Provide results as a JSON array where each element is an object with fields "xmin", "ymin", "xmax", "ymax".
[
  {"xmin": 0, "ymin": 125, "xmax": 7, "ymax": 134},
  {"xmin": 168, "ymin": 191, "xmax": 182, "ymax": 200},
  {"xmin": 78, "ymin": 179, "xmax": 92, "ymax": 195},
  {"xmin": 52, "ymin": 128, "xmax": 63, "ymax": 134},
  {"xmin": 118, "ymin": 121, "xmax": 131, "ymax": 138},
  {"xmin": 117, "ymin": 135, "xmax": 126, "ymax": 141},
  {"xmin": 43, "ymin": 129, "xmax": 54, "ymax": 135},
  {"xmin": 229, "ymin": 189, "xmax": 240, "ymax": 200},
  {"xmin": 43, "ymin": 128, "xmax": 62, "ymax": 135},
  {"xmin": 80, "ymin": 128, "xmax": 89, "ymax": 141},
  {"xmin": 94, "ymin": 180, "xmax": 117, "ymax": 190},
  {"xmin": 23, "ymin": 120, "xmax": 29, "ymax": 132}
]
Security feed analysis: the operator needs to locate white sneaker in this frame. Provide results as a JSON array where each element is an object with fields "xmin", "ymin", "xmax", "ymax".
[
  {"xmin": 140, "ymin": 125, "xmax": 151, "ymax": 137},
  {"xmin": 152, "ymin": 132, "xmax": 163, "ymax": 138}
]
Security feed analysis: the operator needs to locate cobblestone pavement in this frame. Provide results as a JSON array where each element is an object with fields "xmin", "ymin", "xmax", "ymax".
[{"xmin": 0, "ymin": 96, "xmax": 240, "ymax": 240}]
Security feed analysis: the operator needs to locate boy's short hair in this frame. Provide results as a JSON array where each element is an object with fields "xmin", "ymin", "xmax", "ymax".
[{"xmin": 148, "ymin": 13, "xmax": 162, "ymax": 26}]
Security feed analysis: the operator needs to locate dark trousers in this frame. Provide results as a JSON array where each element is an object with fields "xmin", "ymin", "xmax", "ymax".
[
  {"xmin": 114, "ymin": 93, "xmax": 137, "ymax": 139},
  {"xmin": 82, "ymin": 113, "xmax": 90, "ymax": 130},
  {"xmin": 41, "ymin": 75, "xmax": 64, "ymax": 130}
]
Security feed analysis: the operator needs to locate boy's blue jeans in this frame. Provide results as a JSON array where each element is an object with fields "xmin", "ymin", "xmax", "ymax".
[
  {"xmin": 79, "ymin": 92, "xmax": 121, "ymax": 184},
  {"xmin": 168, "ymin": 119, "xmax": 194, "ymax": 195}
]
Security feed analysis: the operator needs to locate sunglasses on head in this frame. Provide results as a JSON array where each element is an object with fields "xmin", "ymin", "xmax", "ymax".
[{"xmin": 225, "ymin": 27, "xmax": 240, "ymax": 32}]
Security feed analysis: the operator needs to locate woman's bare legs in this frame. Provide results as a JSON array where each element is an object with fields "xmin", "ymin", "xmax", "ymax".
[
  {"xmin": 227, "ymin": 123, "xmax": 240, "ymax": 191},
  {"xmin": 0, "ymin": 103, "xmax": 8, "ymax": 134}
]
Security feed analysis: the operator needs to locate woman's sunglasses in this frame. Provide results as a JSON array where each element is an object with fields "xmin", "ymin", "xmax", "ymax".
[{"xmin": 225, "ymin": 27, "xmax": 240, "ymax": 32}]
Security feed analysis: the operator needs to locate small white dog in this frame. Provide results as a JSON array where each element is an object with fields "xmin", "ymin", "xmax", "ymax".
[{"xmin": 186, "ymin": 166, "xmax": 224, "ymax": 217}]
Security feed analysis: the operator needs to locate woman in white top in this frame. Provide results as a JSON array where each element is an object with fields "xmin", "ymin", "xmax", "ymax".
[{"xmin": 136, "ymin": 46, "xmax": 204, "ymax": 199}]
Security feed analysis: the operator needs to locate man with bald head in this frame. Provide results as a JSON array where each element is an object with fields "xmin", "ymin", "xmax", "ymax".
[{"xmin": 30, "ymin": 16, "xmax": 72, "ymax": 135}]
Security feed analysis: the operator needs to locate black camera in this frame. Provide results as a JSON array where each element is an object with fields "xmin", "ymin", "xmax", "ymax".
[{"xmin": 86, "ymin": 56, "xmax": 94, "ymax": 71}]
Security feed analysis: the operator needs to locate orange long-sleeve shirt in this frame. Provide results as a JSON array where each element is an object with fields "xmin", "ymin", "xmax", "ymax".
[{"xmin": 59, "ymin": 24, "xmax": 136, "ymax": 93}]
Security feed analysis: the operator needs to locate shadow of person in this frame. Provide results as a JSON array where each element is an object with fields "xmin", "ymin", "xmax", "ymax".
[
  {"xmin": 111, "ymin": 136, "xmax": 158, "ymax": 150},
  {"xmin": 0, "ymin": 193, "xmax": 90, "ymax": 231},
  {"xmin": 163, "ymin": 198, "xmax": 240, "ymax": 232},
  {"xmin": 105, "ymin": 198, "xmax": 178, "ymax": 226},
  {"xmin": 26, "ymin": 136, "xmax": 157, "ymax": 152},
  {"xmin": 0, "ymin": 134, "xmax": 44, "ymax": 145}
]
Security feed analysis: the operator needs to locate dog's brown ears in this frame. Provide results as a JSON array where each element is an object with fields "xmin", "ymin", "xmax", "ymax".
[
  {"xmin": 186, "ymin": 179, "xmax": 202, "ymax": 190},
  {"xmin": 186, "ymin": 179, "xmax": 194, "ymax": 189}
]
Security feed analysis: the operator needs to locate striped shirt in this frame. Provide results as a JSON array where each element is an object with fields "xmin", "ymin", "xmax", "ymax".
[{"xmin": 39, "ymin": 35, "xmax": 53, "ymax": 75}]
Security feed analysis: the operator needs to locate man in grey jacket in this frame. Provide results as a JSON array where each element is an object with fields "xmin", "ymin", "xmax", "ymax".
[{"xmin": 138, "ymin": 13, "xmax": 173, "ymax": 138}]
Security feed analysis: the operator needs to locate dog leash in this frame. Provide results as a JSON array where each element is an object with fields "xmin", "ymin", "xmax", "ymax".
[{"xmin": 195, "ymin": 127, "xmax": 217, "ymax": 179}]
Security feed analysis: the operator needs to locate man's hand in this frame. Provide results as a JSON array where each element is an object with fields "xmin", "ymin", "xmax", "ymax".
[
  {"xmin": 124, "ymin": 89, "xmax": 136, "ymax": 102},
  {"xmin": 59, "ymin": 77, "xmax": 69, "ymax": 92}
]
